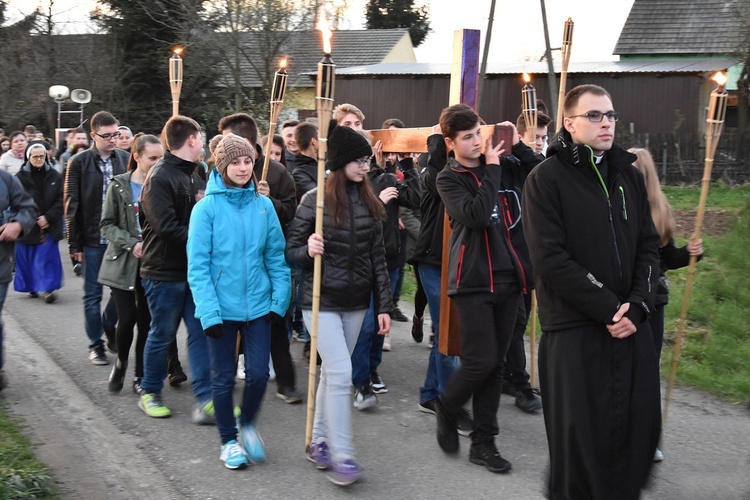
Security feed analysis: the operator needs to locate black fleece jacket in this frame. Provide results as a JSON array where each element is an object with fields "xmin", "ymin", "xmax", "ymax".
[
  {"xmin": 436, "ymin": 142, "xmax": 541, "ymax": 296},
  {"xmin": 521, "ymin": 129, "xmax": 660, "ymax": 331}
]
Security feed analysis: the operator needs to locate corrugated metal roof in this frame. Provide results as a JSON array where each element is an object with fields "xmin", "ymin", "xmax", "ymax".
[
  {"xmin": 330, "ymin": 59, "xmax": 738, "ymax": 77},
  {"xmin": 614, "ymin": 0, "xmax": 746, "ymax": 55}
]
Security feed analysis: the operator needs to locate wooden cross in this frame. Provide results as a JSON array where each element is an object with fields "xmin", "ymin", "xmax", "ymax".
[{"xmin": 368, "ymin": 29, "xmax": 483, "ymax": 356}]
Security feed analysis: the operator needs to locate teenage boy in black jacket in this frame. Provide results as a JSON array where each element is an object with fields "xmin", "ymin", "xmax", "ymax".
[
  {"xmin": 522, "ymin": 84, "xmax": 660, "ymax": 499},
  {"xmin": 138, "ymin": 116, "xmax": 211, "ymax": 420},
  {"xmin": 65, "ymin": 111, "xmax": 128, "ymax": 364},
  {"xmin": 433, "ymin": 104, "xmax": 530, "ymax": 474}
]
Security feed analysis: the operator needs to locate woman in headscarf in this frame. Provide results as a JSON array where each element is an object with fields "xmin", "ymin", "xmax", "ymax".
[{"xmin": 14, "ymin": 142, "xmax": 64, "ymax": 302}]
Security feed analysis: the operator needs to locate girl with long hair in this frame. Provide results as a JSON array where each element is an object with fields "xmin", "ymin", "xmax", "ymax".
[
  {"xmin": 629, "ymin": 147, "xmax": 703, "ymax": 462},
  {"xmin": 286, "ymin": 125, "xmax": 392, "ymax": 486},
  {"xmin": 99, "ymin": 134, "xmax": 163, "ymax": 393}
]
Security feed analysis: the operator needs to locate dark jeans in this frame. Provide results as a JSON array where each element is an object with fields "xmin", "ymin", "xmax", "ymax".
[
  {"xmin": 208, "ymin": 318, "xmax": 271, "ymax": 444},
  {"xmin": 442, "ymin": 284, "xmax": 520, "ymax": 444},
  {"xmin": 141, "ymin": 280, "xmax": 210, "ymax": 403},
  {"xmin": 504, "ymin": 292, "xmax": 533, "ymax": 392},
  {"xmin": 0, "ymin": 282, "xmax": 8, "ymax": 370},
  {"xmin": 351, "ymin": 266, "xmax": 398, "ymax": 387},
  {"xmin": 270, "ymin": 312, "xmax": 296, "ymax": 391},
  {"xmin": 418, "ymin": 264, "xmax": 458, "ymax": 403},
  {"xmin": 82, "ymin": 245, "xmax": 117, "ymax": 348}
]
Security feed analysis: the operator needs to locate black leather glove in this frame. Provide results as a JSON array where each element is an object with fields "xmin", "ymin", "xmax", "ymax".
[{"xmin": 204, "ymin": 323, "xmax": 224, "ymax": 339}]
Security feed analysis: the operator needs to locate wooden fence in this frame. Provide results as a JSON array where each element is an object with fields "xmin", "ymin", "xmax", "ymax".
[{"xmin": 616, "ymin": 129, "xmax": 750, "ymax": 185}]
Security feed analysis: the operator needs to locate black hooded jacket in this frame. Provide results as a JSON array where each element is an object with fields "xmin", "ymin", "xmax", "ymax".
[
  {"xmin": 17, "ymin": 163, "xmax": 64, "ymax": 243},
  {"xmin": 434, "ymin": 140, "xmax": 542, "ymax": 296},
  {"xmin": 521, "ymin": 129, "xmax": 660, "ymax": 331}
]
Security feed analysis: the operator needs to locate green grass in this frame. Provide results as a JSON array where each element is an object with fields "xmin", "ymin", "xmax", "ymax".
[
  {"xmin": 662, "ymin": 182, "xmax": 750, "ymax": 210},
  {"xmin": 0, "ymin": 406, "xmax": 57, "ymax": 499},
  {"xmin": 661, "ymin": 204, "xmax": 750, "ymax": 401}
]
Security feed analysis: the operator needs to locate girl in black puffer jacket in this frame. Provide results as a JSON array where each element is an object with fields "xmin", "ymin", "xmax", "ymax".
[{"xmin": 285, "ymin": 125, "xmax": 391, "ymax": 487}]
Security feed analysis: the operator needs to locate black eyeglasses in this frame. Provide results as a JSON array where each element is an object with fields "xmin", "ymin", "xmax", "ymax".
[
  {"xmin": 30, "ymin": 154, "xmax": 46, "ymax": 160},
  {"xmin": 95, "ymin": 131, "xmax": 122, "ymax": 141},
  {"xmin": 568, "ymin": 111, "xmax": 619, "ymax": 123},
  {"xmin": 355, "ymin": 157, "xmax": 372, "ymax": 168}
]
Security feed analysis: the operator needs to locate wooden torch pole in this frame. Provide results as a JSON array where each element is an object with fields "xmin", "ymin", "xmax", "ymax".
[
  {"xmin": 555, "ymin": 19, "xmax": 574, "ymax": 129},
  {"xmin": 306, "ymin": 16, "xmax": 334, "ymax": 451},
  {"xmin": 261, "ymin": 60, "xmax": 288, "ymax": 182},
  {"xmin": 169, "ymin": 48, "xmax": 183, "ymax": 117},
  {"xmin": 663, "ymin": 72, "xmax": 727, "ymax": 423}
]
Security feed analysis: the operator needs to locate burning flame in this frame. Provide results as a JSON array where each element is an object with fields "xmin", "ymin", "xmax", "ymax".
[
  {"xmin": 280, "ymin": 58, "xmax": 287, "ymax": 70},
  {"xmin": 712, "ymin": 71, "xmax": 727, "ymax": 87},
  {"xmin": 523, "ymin": 73, "xmax": 531, "ymax": 84},
  {"xmin": 173, "ymin": 47, "xmax": 183, "ymax": 56},
  {"xmin": 317, "ymin": 11, "xmax": 332, "ymax": 55}
]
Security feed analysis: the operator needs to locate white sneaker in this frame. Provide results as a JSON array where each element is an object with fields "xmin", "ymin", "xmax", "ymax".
[
  {"xmin": 236, "ymin": 354, "xmax": 245, "ymax": 380},
  {"xmin": 220, "ymin": 440, "xmax": 249, "ymax": 469},
  {"xmin": 353, "ymin": 385, "xmax": 378, "ymax": 410},
  {"xmin": 653, "ymin": 447, "xmax": 664, "ymax": 462},
  {"xmin": 382, "ymin": 333, "xmax": 391, "ymax": 351}
]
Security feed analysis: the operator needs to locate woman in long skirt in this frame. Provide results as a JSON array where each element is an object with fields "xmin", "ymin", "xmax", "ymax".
[{"xmin": 14, "ymin": 143, "xmax": 63, "ymax": 302}]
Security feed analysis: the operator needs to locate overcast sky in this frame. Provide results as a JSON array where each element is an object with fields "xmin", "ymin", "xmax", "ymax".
[{"xmin": 10, "ymin": 0, "xmax": 635, "ymax": 63}]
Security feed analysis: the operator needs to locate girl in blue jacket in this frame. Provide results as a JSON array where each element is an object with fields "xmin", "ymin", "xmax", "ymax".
[{"xmin": 187, "ymin": 133, "xmax": 291, "ymax": 470}]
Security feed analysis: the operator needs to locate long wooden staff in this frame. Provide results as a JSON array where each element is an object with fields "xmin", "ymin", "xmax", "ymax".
[
  {"xmin": 305, "ymin": 26, "xmax": 335, "ymax": 449},
  {"xmin": 555, "ymin": 18, "xmax": 574, "ymax": 129},
  {"xmin": 663, "ymin": 74, "xmax": 727, "ymax": 423}
]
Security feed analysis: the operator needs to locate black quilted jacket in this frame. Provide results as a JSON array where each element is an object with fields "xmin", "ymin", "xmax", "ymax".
[{"xmin": 285, "ymin": 183, "xmax": 393, "ymax": 314}]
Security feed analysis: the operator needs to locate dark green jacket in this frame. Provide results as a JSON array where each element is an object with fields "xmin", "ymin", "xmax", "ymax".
[{"xmin": 98, "ymin": 171, "xmax": 140, "ymax": 291}]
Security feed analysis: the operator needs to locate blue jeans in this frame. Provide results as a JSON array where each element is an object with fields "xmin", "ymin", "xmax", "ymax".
[
  {"xmin": 351, "ymin": 266, "xmax": 399, "ymax": 388},
  {"xmin": 208, "ymin": 318, "xmax": 270, "ymax": 444},
  {"xmin": 418, "ymin": 264, "xmax": 458, "ymax": 404},
  {"xmin": 83, "ymin": 245, "xmax": 117, "ymax": 348},
  {"xmin": 0, "ymin": 282, "xmax": 8, "ymax": 370},
  {"xmin": 141, "ymin": 280, "xmax": 211, "ymax": 404}
]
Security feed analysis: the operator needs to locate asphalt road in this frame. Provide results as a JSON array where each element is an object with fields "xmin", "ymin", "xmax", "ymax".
[{"xmin": 1, "ymin": 243, "xmax": 749, "ymax": 499}]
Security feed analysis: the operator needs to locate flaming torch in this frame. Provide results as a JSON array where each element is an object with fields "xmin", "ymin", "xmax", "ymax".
[
  {"xmin": 522, "ymin": 73, "xmax": 538, "ymax": 147},
  {"xmin": 663, "ymin": 71, "xmax": 728, "ymax": 422},
  {"xmin": 555, "ymin": 18, "xmax": 574, "ymax": 129},
  {"xmin": 169, "ymin": 47, "xmax": 183, "ymax": 117},
  {"xmin": 261, "ymin": 58, "xmax": 289, "ymax": 182},
  {"xmin": 305, "ymin": 9, "xmax": 335, "ymax": 451}
]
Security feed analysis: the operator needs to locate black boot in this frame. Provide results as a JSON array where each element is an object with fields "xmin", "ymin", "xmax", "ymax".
[
  {"xmin": 108, "ymin": 359, "xmax": 127, "ymax": 392},
  {"xmin": 435, "ymin": 397, "xmax": 459, "ymax": 453},
  {"xmin": 168, "ymin": 361, "xmax": 188, "ymax": 386}
]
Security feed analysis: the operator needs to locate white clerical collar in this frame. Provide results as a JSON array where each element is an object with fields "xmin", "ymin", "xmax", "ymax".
[{"xmin": 594, "ymin": 154, "xmax": 604, "ymax": 164}]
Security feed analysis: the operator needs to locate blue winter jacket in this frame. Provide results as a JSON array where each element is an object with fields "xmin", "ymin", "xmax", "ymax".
[{"xmin": 188, "ymin": 170, "xmax": 291, "ymax": 329}]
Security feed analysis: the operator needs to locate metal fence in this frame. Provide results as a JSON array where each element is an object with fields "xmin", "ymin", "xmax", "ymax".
[{"xmin": 616, "ymin": 129, "xmax": 750, "ymax": 185}]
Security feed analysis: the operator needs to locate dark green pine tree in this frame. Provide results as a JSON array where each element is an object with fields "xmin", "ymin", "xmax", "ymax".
[
  {"xmin": 365, "ymin": 0, "xmax": 430, "ymax": 47},
  {"xmin": 92, "ymin": 0, "xmax": 223, "ymax": 133}
]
